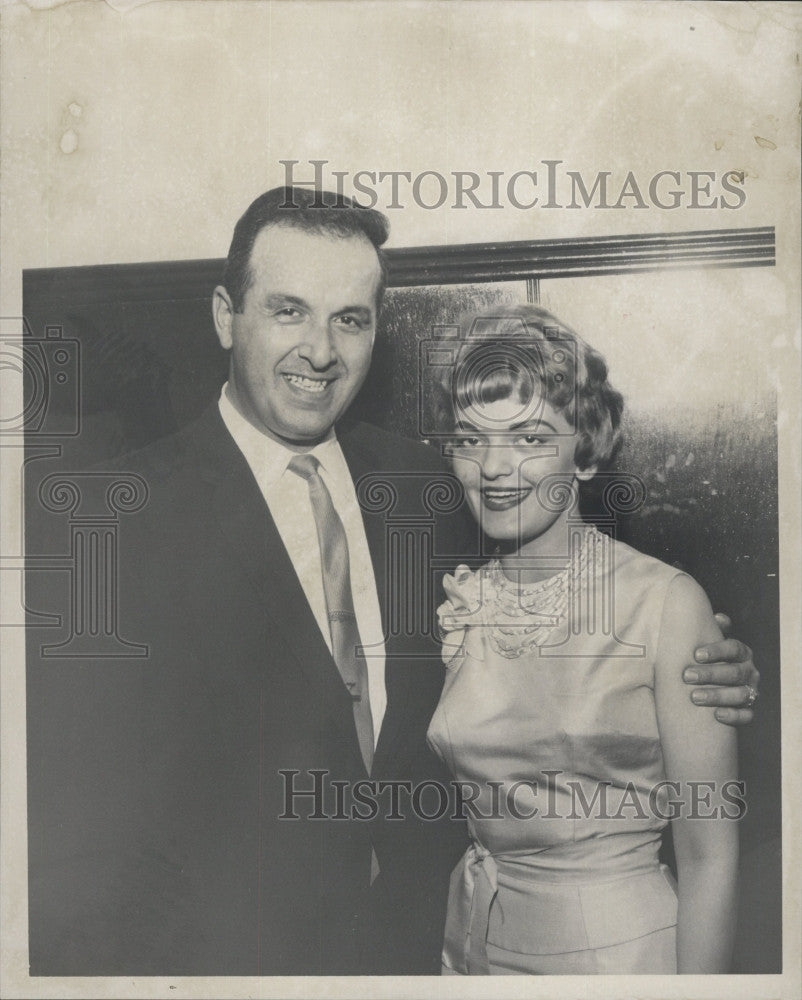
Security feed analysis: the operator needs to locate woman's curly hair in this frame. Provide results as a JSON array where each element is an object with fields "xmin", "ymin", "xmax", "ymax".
[{"xmin": 432, "ymin": 304, "xmax": 624, "ymax": 471}]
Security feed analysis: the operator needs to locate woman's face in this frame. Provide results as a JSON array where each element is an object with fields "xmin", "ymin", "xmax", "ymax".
[{"xmin": 449, "ymin": 393, "xmax": 595, "ymax": 553}]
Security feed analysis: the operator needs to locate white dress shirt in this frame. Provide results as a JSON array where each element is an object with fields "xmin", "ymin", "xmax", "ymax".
[{"xmin": 218, "ymin": 385, "xmax": 387, "ymax": 743}]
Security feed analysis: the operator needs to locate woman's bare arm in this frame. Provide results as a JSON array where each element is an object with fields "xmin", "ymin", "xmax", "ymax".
[{"xmin": 654, "ymin": 573, "xmax": 740, "ymax": 973}]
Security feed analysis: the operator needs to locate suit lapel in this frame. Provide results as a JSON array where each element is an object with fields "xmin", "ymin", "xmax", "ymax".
[
  {"xmin": 339, "ymin": 425, "xmax": 417, "ymax": 773},
  {"xmin": 188, "ymin": 406, "xmax": 434, "ymax": 778},
  {"xmin": 190, "ymin": 406, "xmax": 362, "ymax": 721}
]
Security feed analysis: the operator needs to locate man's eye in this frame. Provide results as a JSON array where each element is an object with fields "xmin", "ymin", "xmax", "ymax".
[
  {"xmin": 274, "ymin": 307, "xmax": 302, "ymax": 320},
  {"xmin": 335, "ymin": 314, "xmax": 366, "ymax": 330},
  {"xmin": 454, "ymin": 436, "xmax": 482, "ymax": 448}
]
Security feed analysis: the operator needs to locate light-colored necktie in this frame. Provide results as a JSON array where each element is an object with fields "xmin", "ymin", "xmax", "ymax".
[{"xmin": 288, "ymin": 453, "xmax": 375, "ymax": 775}]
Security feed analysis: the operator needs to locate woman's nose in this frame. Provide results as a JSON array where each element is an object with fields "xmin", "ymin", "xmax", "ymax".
[{"xmin": 480, "ymin": 444, "xmax": 515, "ymax": 480}]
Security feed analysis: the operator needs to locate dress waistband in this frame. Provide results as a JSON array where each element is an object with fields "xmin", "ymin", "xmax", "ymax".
[{"xmin": 446, "ymin": 841, "xmax": 678, "ymax": 974}]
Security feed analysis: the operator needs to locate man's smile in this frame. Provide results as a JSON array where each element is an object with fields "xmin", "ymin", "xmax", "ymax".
[{"xmin": 283, "ymin": 373, "xmax": 335, "ymax": 394}]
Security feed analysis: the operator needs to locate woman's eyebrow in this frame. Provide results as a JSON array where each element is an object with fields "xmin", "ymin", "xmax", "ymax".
[
  {"xmin": 452, "ymin": 417, "xmax": 560, "ymax": 434},
  {"xmin": 509, "ymin": 419, "xmax": 559, "ymax": 433}
]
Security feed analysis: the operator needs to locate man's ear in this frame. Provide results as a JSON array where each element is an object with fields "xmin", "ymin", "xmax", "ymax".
[
  {"xmin": 576, "ymin": 465, "xmax": 597, "ymax": 483},
  {"xmin": 212, "ymin": 285, "xmax": 235, "ymax": 350}
]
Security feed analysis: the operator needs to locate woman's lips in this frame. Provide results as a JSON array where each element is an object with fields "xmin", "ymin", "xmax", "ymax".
[{"xmin": 480, "ymin": 487, "xmax": 533, "ymax": 511}]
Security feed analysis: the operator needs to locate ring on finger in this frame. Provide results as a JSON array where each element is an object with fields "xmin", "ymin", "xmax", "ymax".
[{"xmin": 745, "ymin": 685, "xmax": 759, "ymax": 708}]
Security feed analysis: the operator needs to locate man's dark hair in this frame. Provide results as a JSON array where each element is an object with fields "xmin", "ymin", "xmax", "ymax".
[{"xmin": 222, "ymin": 186, "xmax": 390, "ymax": 313}]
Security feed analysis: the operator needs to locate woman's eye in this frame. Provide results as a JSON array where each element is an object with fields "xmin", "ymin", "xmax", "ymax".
[{"xmin": 518, "ymin": 434, "xmax": 544, "ymax": 446}]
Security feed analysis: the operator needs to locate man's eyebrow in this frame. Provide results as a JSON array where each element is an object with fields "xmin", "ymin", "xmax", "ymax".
[
  {"xmin": 335, "ymin": 305, "xmax": 374, "ymax": 319},
  {"xmin": 263, "ymin": 296, "xmax": 373, "ymax": 320},
  {"xmin": 264, "ymin": 293, "xmax": 308, "ymax": 309}
]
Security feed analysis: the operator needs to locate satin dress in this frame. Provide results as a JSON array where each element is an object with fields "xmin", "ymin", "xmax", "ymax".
[{"xmin": 427, "ymin": 526, "xmax": 682, "ymax": 975}]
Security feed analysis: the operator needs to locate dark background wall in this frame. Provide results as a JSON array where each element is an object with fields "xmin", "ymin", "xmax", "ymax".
[{"xmin": 23, "ymin": 262, "xmax": 780, "ymax": 973}]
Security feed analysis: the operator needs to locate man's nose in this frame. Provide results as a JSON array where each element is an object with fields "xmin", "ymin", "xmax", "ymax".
[
  {"xmin": 297, "ymin": 320, "xmax": 337, "ymax": 369},
  {"xmin": 480, "ymin": 444, "xmax": 515, "ymax": 480}
]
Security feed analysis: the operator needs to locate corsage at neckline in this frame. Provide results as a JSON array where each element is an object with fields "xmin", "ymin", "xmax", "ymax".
[{"xmin": 438, "ymin": 525, "xmax": 607, "ymax": 661}]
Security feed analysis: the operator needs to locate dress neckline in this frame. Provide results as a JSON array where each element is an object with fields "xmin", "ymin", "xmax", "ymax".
[{"xmin": 481, "ymin": 524, "xmax": 606, "ymax": 658}]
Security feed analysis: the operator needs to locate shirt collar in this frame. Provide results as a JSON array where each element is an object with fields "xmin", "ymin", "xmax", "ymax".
[{"xmin": 218, "ymin": 383, "xmax": 341, "ymax": 492}]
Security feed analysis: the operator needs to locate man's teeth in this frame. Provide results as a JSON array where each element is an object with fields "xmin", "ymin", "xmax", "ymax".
[{"xmin": 285, "ymin": 374, "xmax": 330, "ymax": 392}]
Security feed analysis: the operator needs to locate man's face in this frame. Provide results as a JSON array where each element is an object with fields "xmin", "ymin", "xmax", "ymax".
[{"xmin": 213, "ymin": 224, "xmax": 382, "ymax": 449}]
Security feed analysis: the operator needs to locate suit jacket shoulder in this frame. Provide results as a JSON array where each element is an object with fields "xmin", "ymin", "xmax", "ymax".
[{"xmin": 338, "ymin": 418, "xmax": 449, "ymax": 472}]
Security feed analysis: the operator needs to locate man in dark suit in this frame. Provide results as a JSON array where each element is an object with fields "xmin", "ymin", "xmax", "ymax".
[{"xmin": 26, "ymin": 187, "xmax": 760, "ymax": 977}]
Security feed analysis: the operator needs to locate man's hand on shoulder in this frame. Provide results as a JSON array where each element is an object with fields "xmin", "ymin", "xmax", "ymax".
[{"xmin": 683, "ymin": 614, "xmax": 760, "ymax": 726}]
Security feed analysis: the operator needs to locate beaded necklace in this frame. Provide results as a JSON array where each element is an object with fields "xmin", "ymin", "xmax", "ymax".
[{"xmin": 483, "ymin": 524, "xmax": 606, "ymax": 658}]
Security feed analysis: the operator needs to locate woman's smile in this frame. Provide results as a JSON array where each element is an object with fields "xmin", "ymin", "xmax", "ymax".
[{"xmin": 480, "ymin": 485, "xmax": 534, "ymax": 511}]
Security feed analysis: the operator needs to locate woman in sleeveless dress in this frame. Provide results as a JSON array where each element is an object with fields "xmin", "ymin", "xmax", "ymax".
[{"xmin": 426, "ymin": 305, "xmax": 740, "ymax": 975}]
